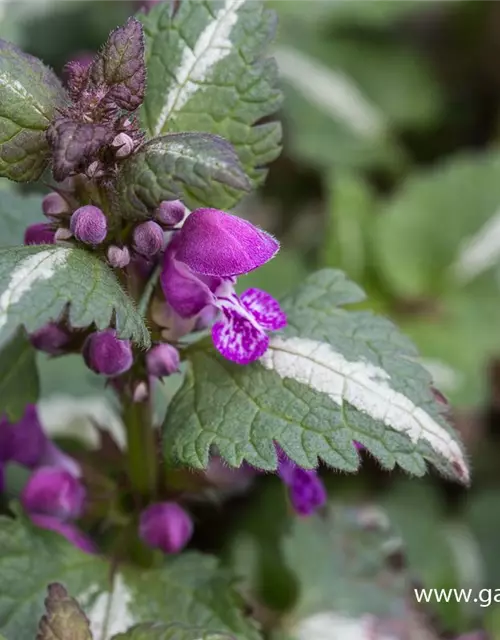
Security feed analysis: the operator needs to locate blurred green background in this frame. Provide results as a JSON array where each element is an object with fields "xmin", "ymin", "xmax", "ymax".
[{"xmin": 6, "ymin": 1, "xmax": 500, "ymax": 637}]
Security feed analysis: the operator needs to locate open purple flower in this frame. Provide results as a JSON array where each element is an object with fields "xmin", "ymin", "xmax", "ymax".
[
  {"xmin": 276, "ymin": 447, "xmax": 327, "ymax": 517},
  {"xmin": 21, "ymin": 467, "xmax": 86, "ymax": 521},
  {"xmin": 160, "ymin": 214, "xmax": 286, "ymax": 364}
]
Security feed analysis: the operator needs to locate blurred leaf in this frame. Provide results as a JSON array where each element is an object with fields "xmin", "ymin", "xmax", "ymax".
[
  {"xmin": 374, "ymin": 151, "xmax": 500, "ymax": 299},
  {"xmin": 139, "ymin": 0, "xmax": 282, "ymax": 193},
  {"xmin": 37, "ymin": 583, "xmax": 93, "ymax": 640},
  {"xmin": 164, "ymin": 270, "xmax": 468, "ymax": 483},
  {"xmin": 0, "ymin": 182, "xmax": 45, "ymax": 248},
  {"xmin": 112, "ymin": 623, "xmax": 235, "ymax": 640},
  {"xmin": 466, "ymin": 489, "xmax": 500, "ymax": 590},
  {"xmin": 0, "ymin": 516, "xmax": 261, "ymax": 639},
  {"xmin": 321, "ymin": 171, "xmax": 375, "ymax": 282},
  {"xmin": 0, "ymin": 326, "xmax": 39, "ymax": 421},
  {"xmin": 236, "ymin": 249, "xmax": 308, "ymax": 299}
]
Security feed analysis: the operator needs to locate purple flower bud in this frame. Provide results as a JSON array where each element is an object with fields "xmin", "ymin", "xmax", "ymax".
[
  {"xmin": 175, "ymin": 208, "xmax": 279, "ymax": 277},
  {"xmin": 83, "ymin": 329, "xmax": 133, "ymax": 377},
  {"xmin": 139, "ymin": 502, "xmax": 193, "ymax": 554},
  {"xmin": 133, "ymin": 221, "xmax": 164, "ymax": 256},
  {"xmin": 107, "ymin": 245, "xmax": 131, "ymax": 268},
  {"xmin": 70, "ymin": 205, "xmax": 107, "ymax": 245},
  {"xmin": 112, "ymin": 133, "xmax": 135, "ymax": 158},
  {"xmin": 42, "ymin": 192, "xmax": 70, "ymax": 217},
  {"xmin": 30, "ymin": 323, "xmax": 69, "ymax": 355},
  {"xmin": 24, "ymin": 223, "xmax": 55, "ymax": 246},
  {"xmin": 276, "ymin": 447, "xmax": 327, "ymax": 517},
  {"xmin": 30, "ymin": 514, "xmax": 96, "ymax": 554},
  {"xmin": 146, "ymin": 344, "xmax": 180, "ymax": 378},
  {"xmin": 54, "ymin": 228, "xmax": 73, "ymax": 243},
  {"xmin": 21, "ymin": 467, "xmax": 86, "ymax": 520},
  {"xmin": 155, "ymin": 200, "xmax": 185, "ymax": 227}
]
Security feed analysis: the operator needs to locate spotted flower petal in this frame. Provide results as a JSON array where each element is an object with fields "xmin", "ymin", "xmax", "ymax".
[
  {"xmin": 212, "ymin": 298, "xmax": 269, "ymax": 365},
  {"xmin": 240, "ymin": 288, "xmax": 287, "ymax": 331}
]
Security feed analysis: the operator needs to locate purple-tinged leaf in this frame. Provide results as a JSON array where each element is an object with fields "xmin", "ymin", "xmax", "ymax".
[
  {"xmin": 46, "ymin": 118, "xmax": 114, "ymax": 181},
  {"xmin": 90, "ymin": 17, "xmax": 146, "ymax": 111}
]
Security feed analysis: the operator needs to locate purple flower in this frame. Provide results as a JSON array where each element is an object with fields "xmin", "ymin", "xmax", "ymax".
[
  {"xmin": 70, "ymin": 205, "xmax": 107, "ymax": 245},
  {"xmin": 24, "ymin": 223, "xmax": 55, "ymax": 245},
  {"xmin": 155, "ymin": 200, "xmax": 185, "ymax": 227},
  {"xmin": 146, "ymin": 344, "xmax": 180, "ymax": 378},
  {"xmin": 133, "ymin": 220, "xmax": 164, "ymax": 256},
  {"xmin": 0, "ymin": 405, "xmax": 81, "ymax": 477},
  {"xmin": 107, "ymin": 245, "xmax": 131, "ymax": 268},
  {"xmin": 30, "ymin": 514, "xmax": 96, "ymax": 554},
  {"xmin": 83, "ymin": 329, "xmax": 133, "ymax": 377},
  {"xmin": 277, "ymin": 448, "xmax": 327, "ymax": 517},
  {"xmin": 21, "ymin": 467, "xmax": 86, "ymax": 521},
  {"xmin": 30, "ymin": 322, "xmax": 69, "ymax": 355},
  {"xmin": 174, "ymin": 208, "xmax": 279, "ymax": 277},
  {"xmin": 139, "ymin": 502, "xmax": 193, "ymax": 554},
  {"xmin": 161, "ymin": 236, "xmax": 286, "ymax": 364},
  {"xmin": 42, "ymin": 192, "xmax": 70, "ymax": 217}
]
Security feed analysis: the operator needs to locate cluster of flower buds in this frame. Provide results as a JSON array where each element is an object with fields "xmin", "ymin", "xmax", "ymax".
[{"xmin": 0, "ymin": 405, "xmax": 93, "ymax": 553}]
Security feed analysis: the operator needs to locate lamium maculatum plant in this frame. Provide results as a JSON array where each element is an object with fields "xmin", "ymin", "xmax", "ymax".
[{"xmin": 0, "ymin": 1, "xmax": 470, "ymax": 638}]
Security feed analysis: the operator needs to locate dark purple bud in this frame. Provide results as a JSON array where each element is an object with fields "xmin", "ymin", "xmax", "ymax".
[
  {"xmin": 70, "ymin": 205, "xmax": 107, "ymax": 245},
  {"xmin": 30, "ymin": 323, "xmax": 69, "ymax": 355},
  {"xmin": 139, "ymin": 502, "xmax": 193, "ymax": 554},
  {"xmin": 146, "ymin": 344, "xmax": 180, "ymax": 378},
  {"xmin": 175, "ymin": 208, "xmax": 279, "ymax": 277},
  {"xmin": 107, "ymin": 245, "xmax": 131, "ymax": 268},
  {"xmin": 21, "ymin": 467, "xmax": 86, "ymax": 521},
  {"xmin": 47, "ymin": 118, "xmax": 114, "ymax": 182},
  {"xmin": 24, "ymin": 223, "xmax": 55, "ymax": 246},
  {"xmin": 42, "ymin": 192, "xmax": 70, "ymax": 217},
  {"xmin": 277, "ymin": 447, "xmax": 327, "ymax": 517},
  {"xmin": 133, "ymin": 221, "xmax": 164, "ymax": 256},
  {"xmin": 83, "ymin": 329, "xmax": 133, "ymax": 377},
  {"xmin": 0, "ymin": 405, "xmax": 46, "ymax": 467},
  {"xmin": 30, "ymin": 514, "xmax": 96, "ymax": 554},
  {"xmin": 155, "ymin": 200, "xmax": 185, "ymax": 227},
  {"xmin": 90, "ymin": 17, "xmax": 146, "ymax": 112},
  {"xmin": 112, "ymin": 133, "xmax": 134, "ymax": 159}
]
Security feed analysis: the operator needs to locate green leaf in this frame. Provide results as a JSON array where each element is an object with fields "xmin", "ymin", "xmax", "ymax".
[
  {"xmin": 0, "ymin": 183, "xmax": 45, "ymax": 248},
  {"xmin": 281, "ymin": 504, "xmax": 408, "ymax": 624},
  {"xmin": 374, "ymin": 151, "xmax": 500, "ymax": 298},
  {"xmin": 0, "ymin": 245, "xmax": 150, "ymax": 347},
  {"xmin": 116, "ymin": 132, "xmax": 250, "ymax": 219},
  {"xmin": 0, "ymin": 40, "xmax": 66, "ymax": 182},
  {"xmin": 0, "ymin": 517, "xmax": 260, "ymax": 639},
  {"xmin": 163, "ymin": 269, "xmax": 468, "ymax": 483},
  {"xmin": 0, "ymin": 326, "xmax": 39, "ymax": 421},
  {"xmin": 37, "ymin": 583, "xmax": 93, "ymax": 640},
  {"xmin": 112, "ymin": 623, "xmax": 234, "ymax": 640},
  {"xmin": 139, "ymin": 0, "xmax": 282, "ymax": 202}
]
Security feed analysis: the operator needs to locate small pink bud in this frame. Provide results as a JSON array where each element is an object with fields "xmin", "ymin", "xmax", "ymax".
[
  {"xmin": 139, "ymin": 502, "xmax": 193, "ymax": 554},
  {"xmin": 42, "ymin": 192, "xmax": 70, "ymax": 217},
  {"xmin": 54, "ymin": 228, "xmax": 73, "ymax": 243},
  {"xmin": 112, "ymin": 133, "xmax": 135, "ymax": 159},
  {"xmin": 30, "ymin": 323, "xmax": 69, "ymax": 355},
  {"xmin": 86, "ymin": 161, "xmax": 105, "ymax": 179},
  {"xmin": 21, "ymin": 467, "xmax": 86, "ymax": 521},
  {"xmin": 133, "ymin": 221, "xmax": 164, "ymax": 256},
  {"xmin": 70, "ymin": 205, "xmax": 107, "ymax": 245},
  {"xmin": 133, "ymin": 381, "xmax": 149, "ymax": 403},
  {"xmin": 107, "ymin": 245, "xmax": 131, "ymax": 268},
  {"xmin": 24, "ymin": 223, "xmax": 55, "ymax": 246},
  {"xmin": 155, "ymin": 200, "xmax": 185, "ymax": 227},
  {"xmin": 83, "ymin": 329, "xmax": 133, "ymax": 377},
  {"xmin": 146, "ymin": 344, "xmax": 180, "ymax": 378}
]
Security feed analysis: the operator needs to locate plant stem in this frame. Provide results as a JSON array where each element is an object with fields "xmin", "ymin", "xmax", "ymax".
[
  {"xmin": 138, "ymin": 263, "xmax": 162, "ymax": 317},
  {"xmin": 122, "ymin": 394, "xmax": 158, "ymax": 502}
]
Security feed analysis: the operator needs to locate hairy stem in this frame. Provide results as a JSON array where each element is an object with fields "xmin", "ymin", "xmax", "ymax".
[{"xmin": 123, "ymin": 393, "xmax": 158, "ymax": 502}]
